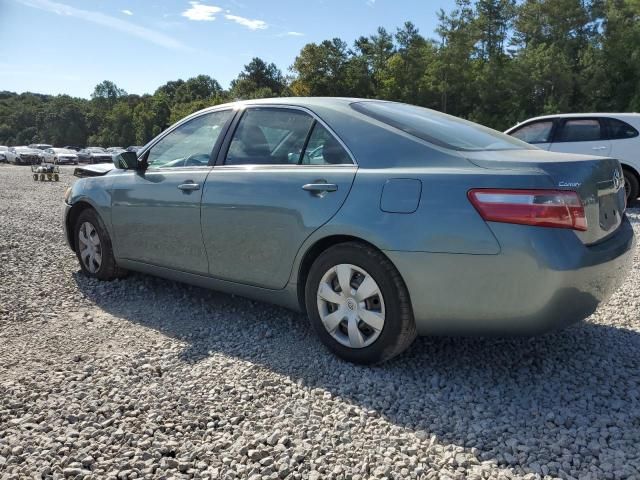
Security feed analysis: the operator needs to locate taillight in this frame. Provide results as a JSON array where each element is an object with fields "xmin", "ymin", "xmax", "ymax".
[{"xmin": 468, "ymin": 189, "xmax": 587, "ymax": 231}]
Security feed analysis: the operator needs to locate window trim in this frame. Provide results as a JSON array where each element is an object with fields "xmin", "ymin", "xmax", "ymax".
[
  {"xmin": 510, "ymin": 119, "xmax": 558, "ymax": 145},
  {"xmin": 551, "ymin": 117, "xmax": 607, "ymax": 144},
  {"xmin": 215, "ymin": 104, "xmax": 357, "ymax": 167},
  {"xmin": 137, "ymin": 107, "xmax": 237, "ymax": 170}
]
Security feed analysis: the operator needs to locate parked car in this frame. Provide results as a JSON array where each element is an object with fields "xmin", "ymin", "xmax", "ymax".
[
  {"xmin": 63, "ymin": 98, "xmax": 634, "ymax": 364},
  {"xmin": 64, "ymin": 145, "xmax": 82, "ymax": 152},
  {"xmin": 126, "ymin": 145, "xmax": 143, "ymax": 153},
  {"xmin": 7, "ymin": 146, "xmax": 43, "ymax": 165},
  {"xmin": 42, "ymin": 147, "xmax": 79, "ymax": 165},
  {"xmin": 28, "ymin": 143, "xmax": 53, "ymax": 151},
  {"xmin": 0, "ymin": 145, "xmax": 8, "ymax": 163},
  {"xmin": 107, "ymin": 147, "xmax": 127, "ymax": 156},
  {"xmin": 505, "ymin": 114, "xmax": 640, "ymax": 202},
  {"xmin": 77, "ymin": 147, "xmax": 112, "ymax": 164}
]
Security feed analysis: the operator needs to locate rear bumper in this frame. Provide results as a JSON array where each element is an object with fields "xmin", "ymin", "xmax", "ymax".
[{"xmin": 386, "ymin": 216, "xmax": 635, "ymax": 335}]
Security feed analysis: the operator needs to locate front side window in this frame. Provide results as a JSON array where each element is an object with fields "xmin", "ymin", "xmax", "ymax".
[
  {"xmin": 557, "ymin": 119, "xmax": 604, "ymax": 142},
  {"xmin": 606, "ymin": 118, "xmax": 639, "ymax": 140},
  {"xmin": 351, "ymin": 101, "xmax": 532, "ymax": 151},
  {"xmin": 225, "ymin": 108, "xmax": 314, "ymax": 165},
  {"xmin": 302, "ymin": 123, "xmax": 352, "ymax": 165},
  {"xmin": 147, "ymin": 110, "xmax": 232, "ymax": 168},
  {"xmin": 510, "ymin": 120, "xmax": 554, "ymax": 143}
]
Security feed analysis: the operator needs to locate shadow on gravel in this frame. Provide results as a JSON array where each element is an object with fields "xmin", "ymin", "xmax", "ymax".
[{"xmin": 73, "ymin": 269, "xmax": 640, "ymax": 477}]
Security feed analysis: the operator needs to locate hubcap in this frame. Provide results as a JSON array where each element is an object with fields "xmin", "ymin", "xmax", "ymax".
[
  {"xmin": 316, "ymin": 263, "xmax": 385, "ymax": 349},
  {"xmin": 78, "ymin": 221, "xmax": 102, "ymax": 273}
]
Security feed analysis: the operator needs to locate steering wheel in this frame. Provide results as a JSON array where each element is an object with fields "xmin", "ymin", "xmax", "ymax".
[{"xmin": 183, "ymin": 153, "xmax": 210, "ymax": 166}]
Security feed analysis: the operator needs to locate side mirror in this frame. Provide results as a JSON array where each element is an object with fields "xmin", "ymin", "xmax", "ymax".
[{"xmin": 114, "ymin": 151, "xmax": 139, "ymax": 170}]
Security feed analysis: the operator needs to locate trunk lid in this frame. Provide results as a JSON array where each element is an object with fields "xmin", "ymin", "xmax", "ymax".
[{"xmin": 466, "ymin": 149, "xmax": 626, "ymax": 245}]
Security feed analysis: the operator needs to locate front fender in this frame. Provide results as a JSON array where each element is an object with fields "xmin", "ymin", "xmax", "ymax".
[{"xmin": 66, "ymin": 176, "xmax": 115, "ymax": 242}]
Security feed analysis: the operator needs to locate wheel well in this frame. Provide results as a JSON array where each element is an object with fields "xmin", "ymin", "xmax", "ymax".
[
  {"xmin": 296, "ymin": 235, "xmax": 385, "ymax": 312},
  {"xmin": 621, "ymin": 163, "xmax": 639, "ymax": 182},
  {"xmin": 66, "ymin": 201, "xmax": 95, "ymax": 251}
]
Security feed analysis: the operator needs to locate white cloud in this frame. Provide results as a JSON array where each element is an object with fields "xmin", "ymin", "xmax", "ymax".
[
  {"xmin": 181, "ymin": 2, "xmax": 222, "ymax": 21},
  {"xmin": 121, "ymin": 9, "xmax": 133, "ymax": 15},
  {"xmin": 367, "ymin": 0, "xmax": 375, "ymax": 6},
  {"xmin": 224, "ymin": 13, "xmax": 267, "ymax": 30},
  {"xmin": 285, "ymin": 31, "xmax": 303, "ymax": 36},
  {"xmin": 16, "ymin": 0, "xmax": 186, "ymax": 50}
]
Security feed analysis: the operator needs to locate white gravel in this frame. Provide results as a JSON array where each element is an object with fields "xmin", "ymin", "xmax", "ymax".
[{"xmin": 1, "ymin": 163, "xmax": 639, "ymax": 480}]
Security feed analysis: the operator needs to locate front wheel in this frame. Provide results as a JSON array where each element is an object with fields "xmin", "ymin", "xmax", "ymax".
[
  {"xmin": 305, "ymin": 242, "xmax": 416, "ymax": 364},
  {"xmin": 74, "ymin": 209, "xmax": 127, "ymax": 280}
]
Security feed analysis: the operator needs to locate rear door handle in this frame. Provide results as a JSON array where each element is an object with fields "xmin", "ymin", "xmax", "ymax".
[
  {"xmin": 302, "ymin": 183, "xmax": 338, "ymax": 193},
  {"xmin": 178, "ymin": 182, "xmax": 200, "ymax": 191},
  {"xmin": 592, "ymin": 146, "xmax": 607, "ymax": 151}
]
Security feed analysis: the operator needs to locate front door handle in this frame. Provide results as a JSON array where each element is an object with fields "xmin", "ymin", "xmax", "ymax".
[
  {"xmin": 178, "ymin": 182, "xmax": 200, "ymax": 191},
  {"xmin": 591, "ymin": 146, "xmax": 607, "ymax": 151},
  {"xmin": 302, "ymin": 183, "xmax": 338, "ymax": 193}
]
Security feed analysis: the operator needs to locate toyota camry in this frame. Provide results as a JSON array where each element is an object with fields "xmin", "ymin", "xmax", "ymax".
[{"xmin": 63, "ymin": 98, "xmax": 635, "ymax": 364}]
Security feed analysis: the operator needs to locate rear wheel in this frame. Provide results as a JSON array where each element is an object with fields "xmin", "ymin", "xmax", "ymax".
[
  {"xmin": 74, "ymin": 209, "xmax": 127, "ymax": 280},
  {"xmin": 305, "ymin": 242, "xmax": 416, "ymax": 364},
  {"xmin": 623, "ymin": 169, "xmax": 639, "ymax": 204}
]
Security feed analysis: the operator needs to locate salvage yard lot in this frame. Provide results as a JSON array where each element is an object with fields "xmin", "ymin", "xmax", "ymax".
[{"xmin": 0, "ymin": 164, "xmax": 639, "ymax": 480}]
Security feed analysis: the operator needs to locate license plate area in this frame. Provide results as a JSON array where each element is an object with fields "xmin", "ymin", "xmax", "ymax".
[{"xmin": 599, "ymin": 193, "xmax": 621, "ymax": 232}]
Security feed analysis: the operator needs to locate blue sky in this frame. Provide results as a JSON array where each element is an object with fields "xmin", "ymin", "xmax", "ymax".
[{"xmin": 0, "ymin": 0, "xmax": 457, "ymax": 98}]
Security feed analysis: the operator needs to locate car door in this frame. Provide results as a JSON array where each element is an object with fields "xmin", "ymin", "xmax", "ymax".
[
  {"xmin": 201, "ymin": 106, "xmax": 357, "ymax": 289},
  {"xmin": 507, "ymin": 119, "xmax": 556, "ymax": 150},
  {"xmin": 549, "ymin": 118, "xmax": 611, "ymax": 156},
  {"xmin": 111, "ymin": 108, "xmax": 234, "ymax": 274}
]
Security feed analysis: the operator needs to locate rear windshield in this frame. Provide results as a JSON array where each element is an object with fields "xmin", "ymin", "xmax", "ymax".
[{"xmin": 351, "ymin": 101, "xmax": 532, "ymax": 152}]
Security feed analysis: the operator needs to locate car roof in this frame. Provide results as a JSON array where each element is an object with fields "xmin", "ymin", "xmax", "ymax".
[{"xmin": 515, "ymin": 112, "xmax": 640, "ymax": 123}]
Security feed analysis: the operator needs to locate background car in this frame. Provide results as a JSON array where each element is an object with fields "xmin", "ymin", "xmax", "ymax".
[
  {"xmin": 505, "ymin": 114, "xmax": 640, "ymax": 202},
  {"xmin": 42, "ymin": 147, "xmax": 79, "ymax": 165},
  {"xmin": 126, "ymin": 145, "xmax": 143, "ymax": 153},
  {"xmin": 106, "ymin": 147, "xmax": 127, "ymax": 156},
  {"xmin": 0, "ymin": 145, "xmax": 8, "ymax": 163},
  {"xmin": 7, "ymin": 146, "xmax": 43, "ymax": 165},
  {"xmin": 63, "ymin": 98, "xmax": 633, "ymax": 364},
  {"xmin": 63, "ymin": 145, "xmax": 82, "ymax": 152},
  {"xmin": 28, "ymin": 143, "xmax": 53, "ymax": 151},
  {"xmin": 77, "ymin": 147, "xmax": 112, "ymax": 164}
]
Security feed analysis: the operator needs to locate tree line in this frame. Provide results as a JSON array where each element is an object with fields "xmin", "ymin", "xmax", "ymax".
[{"xmin": 1, "ymin": 0, "xmax": 638, "ymax": 148}]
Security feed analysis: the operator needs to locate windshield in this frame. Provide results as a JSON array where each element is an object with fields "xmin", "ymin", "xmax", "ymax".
[
  {"xmin": 54, "ymin": 148, "xmax": 75, "ymax": 154},
  {"xmin": 351, "ymin": 101, "xmax": 533, "ymax": 152},
  {"xmin": 88, "ymin": 147, "xmax": 106, "ymax": 152}
]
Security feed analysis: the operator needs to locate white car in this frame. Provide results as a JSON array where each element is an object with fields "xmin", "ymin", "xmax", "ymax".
[
  {"xmin": 42, "ymin": 147, "xmax": 79, "ymax": 165},
  {"xmin": 0, "ymin": 145, "xmax": 8, "ymax": 163},
  {"xmin": 505, "ymin": 114, "xmax": 640, "ymax": 202}
]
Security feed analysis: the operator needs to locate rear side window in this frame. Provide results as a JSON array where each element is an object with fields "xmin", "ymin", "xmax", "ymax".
[
  {"xmin": 556, "ymin": 119, "xmax": 604, "ymax": 142},
  {"xmin": 225, "ymin": 108, "xmax": 314, "ymax": 165},
  {"xmin": 301, "ymin": 123, "xmax": 352, "ymax": 165},
  {"xmin": 351, "ymin": 101, "xmax": 531, "ymax": 151},
  {"xmin": 510, "ymin": 120, "xmax": 554, "ymax": 143},
  {"xmin": 606, "ymin": 118, "xmax": 639, "ymax": 140}
]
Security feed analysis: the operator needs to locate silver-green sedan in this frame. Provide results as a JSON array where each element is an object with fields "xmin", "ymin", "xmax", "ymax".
[{"xmin": 63, "ymin": 98, "xmax": 635, "ymax": 364}]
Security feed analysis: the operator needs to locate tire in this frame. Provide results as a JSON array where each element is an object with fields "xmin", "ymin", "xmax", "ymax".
[
  {"xmin": 33, "ymin": 174, "xmax": 38, "ymax": 181},
  {"xmin": 74, "ymin": 209, "xmax": 127, "ymax": 280},
  {"xmin": 54, "ymin": 173, "xmax": 59, "ymax": 181},
  {"xmin": 304, "ymin": 242, "xmax": 416, "ymax": 364},
  {"xmin": 623, "ymin": 169, "xmax": 639, "ymax": 204}
]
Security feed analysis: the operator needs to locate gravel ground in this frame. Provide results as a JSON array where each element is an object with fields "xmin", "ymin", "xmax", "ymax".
[{"xmin": 0, "ymin": 163, "xmax": 639, "ymax": 480}]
